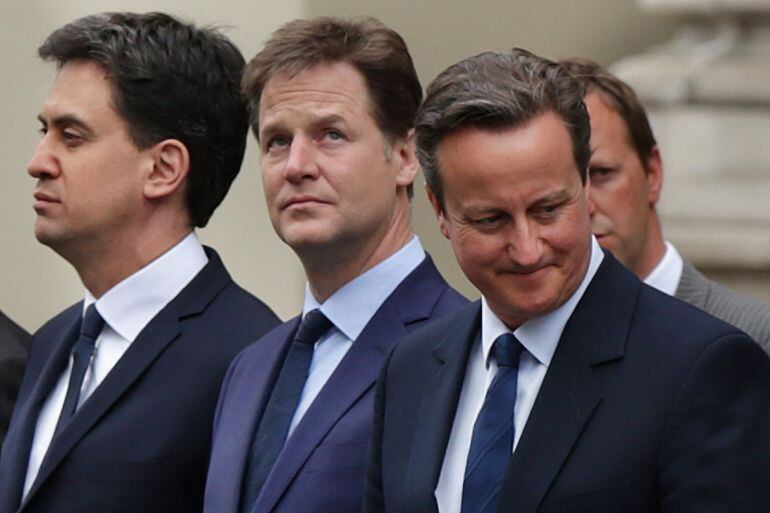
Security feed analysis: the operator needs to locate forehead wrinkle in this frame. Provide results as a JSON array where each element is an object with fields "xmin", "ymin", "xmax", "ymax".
[{"xmin": 260, "ymin": 77, "xmax": 364, "ymax": 117}]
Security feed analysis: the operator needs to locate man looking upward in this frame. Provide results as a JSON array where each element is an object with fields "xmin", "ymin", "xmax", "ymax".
[{"xmin": 204, "ymin": 17, "xmax": 466, "ymax": 513}]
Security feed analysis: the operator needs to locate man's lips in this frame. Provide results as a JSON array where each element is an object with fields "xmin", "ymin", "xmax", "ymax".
[
  {"xmin": 281, "ymin": 195, "xmax": 330, "ymax": 210},
  {"xmin": 500, "ymin": 264, "xmax": 552, "ymax": 278},
  {"xmin": 33, "ymin": 190, "xmax": 60, "ymax": 211},
  {"xmin": 34, "ymin": 191, "xmax": 58, "ymax": 202}
]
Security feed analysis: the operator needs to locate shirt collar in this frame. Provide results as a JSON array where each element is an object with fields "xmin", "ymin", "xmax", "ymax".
[
  {"xmin": 481, "ymin": 236, "xmax": 604, "ymax": 368},
  {"xmin": 84, "ymin": 232, "xmax": 208, "ymax": 342},
  {"xmin": 643, "ymin": 240, "xmax": 683, "ymax": 296},
  {"xmin": 302, "ymin": 236, "xmax": 425, "ymax": 341}
]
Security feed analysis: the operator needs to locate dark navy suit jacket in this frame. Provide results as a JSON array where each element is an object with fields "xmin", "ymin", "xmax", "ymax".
[
  {"xmin": 364, "ymin": 252, "xmax": 770, "ymax": 513},
  {"xmin": 0, "ymin": 311, "xmax": 30, "ymax": 447},
  {"xmin": 204, "ymin": 255, "xmax": 467, "ymax": 513},
  {"xmin": 0, "ymin": 248, "xmax": 280, "ymax": 513}
]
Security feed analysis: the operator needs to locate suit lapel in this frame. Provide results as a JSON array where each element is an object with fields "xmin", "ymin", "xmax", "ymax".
[
  {"xmin": 255, "ymin": 304, "xmax": 404, "ymax": 513},
  {"xmin": 23, "ymin": 249, "xmax": 232, "ymax": 505},
  {"xmin": 496, "ymin": 253, "xmax": 638, "ymax": 513},
  {"xmin": 0, "ymin": 308, "xmax": 80, "ymax": 513},
  {"xmin": 405, "ymin": 304, "xmax": 481, "ymax": 513},
  {"xmin": 214, "ymin": 320, "xmax": 298, "ymax": 513},
  {"xmin": 255, "ymin": 255, "xmax": 452, "ymax": 513}
]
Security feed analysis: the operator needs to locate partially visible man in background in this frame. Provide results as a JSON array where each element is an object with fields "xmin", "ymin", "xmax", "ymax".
[
  {"xmin": 0, "ymin": 310, "xmax": 29, "ymax": 446},
  {"xmin": 561, "ymin": 58, "xmax": 770, "ymax": 353},
  {"xmin": 204, "ymin": 17, "xmax": 466, "ymax": 513},
  {"xmin": 0, "ymin": 12, "xmax": 279, "ymax": 513}
]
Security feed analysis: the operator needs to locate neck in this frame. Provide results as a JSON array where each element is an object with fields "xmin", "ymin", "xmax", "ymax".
[
  {"xmin": 633, "ymin": 210, "xmax": 667, "ymax": 280},
  {"xmin": 65, "ymin": 219, "xmax": 192, "ymax": 298},
  {"xmin": 302, "ymin": 208, "xmax": 414, "ymax": 303}
]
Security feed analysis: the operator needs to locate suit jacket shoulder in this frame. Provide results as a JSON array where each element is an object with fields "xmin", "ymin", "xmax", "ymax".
[
  {"xmin": 0, "ymin": 311, "xmax": 30, "ymax": 446},
  {"xmin": 0, "ymin": 248, "xmax": 280, "ymax": 513},
  {"xmin": 0, "ymin": 311, "xmax": 29, "ymax": 359},
  {"xmin": 366, "ymin": 253, "xmax": 770, "ymax": 513},
  {"xmin": 205, "ymin": 253, "xmax": 467, "ymax": 513},
  {"xmin": 676, "ymin": 257, "xmax": 770, "ymax": 353}
]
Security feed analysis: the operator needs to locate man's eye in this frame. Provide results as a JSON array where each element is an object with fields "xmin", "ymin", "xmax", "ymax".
[
  {"xmin": 61, "ymin": 130, "xmax": 83, "ymax": 145},
  {"xmin": 325, "ymin": 129, "xmax": 344, "ymax": 141},
  {"xmin": 266, "ymin": 136, "xmax": 290, "ymax": 151},
  {"xmin": 531, "ymin": 203, "xmax": 563, "ymax": 222},
  {"xmin": 589, "ymin": 166, "xmax": 615, "ymax": 182},
  {"xmin": 473, "ymin": 215, "xmax": 502, "ymax": 226},
  {"xmin": 542, "ymin": 204, "xmax": 560, "ymax": 214}
]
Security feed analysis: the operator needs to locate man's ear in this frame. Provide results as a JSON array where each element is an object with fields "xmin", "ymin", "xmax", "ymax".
[
  {"xmin": 426, "ymin": 186, "xmax": 450, "ymax": 239},
  {"xmin": 394, "ymin": 129, "xmax": 420, "ymax": 189},
  {"xmin": 144, "ymin": 139, "xmax": 190, "ymax": 200},
  {"xmin": 645, "ymin": 145, "xmax": 664, "ymax": 206}
]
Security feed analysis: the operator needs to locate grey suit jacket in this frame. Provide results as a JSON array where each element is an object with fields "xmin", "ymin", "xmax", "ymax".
[
  {"xmin": 676, "ymin": 257, "xmax": 770, "ymax": 354},
  {"xmin": 0, "ymin": 311, "xmax": 30, "ymax": 446}
]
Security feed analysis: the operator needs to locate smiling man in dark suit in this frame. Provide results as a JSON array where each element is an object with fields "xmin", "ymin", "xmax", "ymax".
[
  {"xmin": 204, "ymin": 17, "xmax": 467, "ymax": 513},
  {"xmin": 0, "ymin": 12, "xmax": 279, "ymax": 513},
  {"xmin": 364, "ymin": 48, "xmax": 770, "ymax": 513}
]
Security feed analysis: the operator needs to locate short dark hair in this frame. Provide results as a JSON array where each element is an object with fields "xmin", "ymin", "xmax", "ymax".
[
  {"xmin": 38, "ymin": 11, "xmax": 249, "ymax": 227},
  {"xmin": 559, "ymin": 57, "xmax": 657, "ymax": 169},
  {"xmin": 417, "ymin": 48, "xmax": 591, "ymax": 210},
  {"xmin": 241, "ymin": 16, "xmax": 422, "ymax": 144}
]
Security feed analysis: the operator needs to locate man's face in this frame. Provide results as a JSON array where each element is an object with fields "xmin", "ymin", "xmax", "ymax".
[
  {"xmin": 28, "ymin": 60, "xmax": 151, "ymax": 257},
  {"xmin": 585, "ymin": 92, "xmax": 662, "ymax": 276},
  {"xmin": 430, "ymin": 112, "xmax": 592, "ymax": 329},
  {"xmin": 258, "ymin": 61, "xmax": 414, "ymax": 257}
]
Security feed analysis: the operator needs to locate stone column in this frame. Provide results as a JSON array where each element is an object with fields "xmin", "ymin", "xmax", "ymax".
[{"xmin": 611, "ymin": 0, "xmax": 770, "ymax": 300}]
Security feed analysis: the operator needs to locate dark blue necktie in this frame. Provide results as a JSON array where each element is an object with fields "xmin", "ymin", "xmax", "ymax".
[
  {"xmin": 240, "ymin": 309, "xmax": 333, "ymax": 513},
  {"xmin": 52, "ymin": 304, "xmax": 105, "ymax": 438},
  {"xmin": 461, "ymin": 333, "xmax": 523, "ymax": 513}
]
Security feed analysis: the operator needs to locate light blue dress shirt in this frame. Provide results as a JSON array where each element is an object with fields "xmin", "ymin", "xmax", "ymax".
[{"xmin": 287, "ymin": 236, "xmax": 426, "ymax": 436}]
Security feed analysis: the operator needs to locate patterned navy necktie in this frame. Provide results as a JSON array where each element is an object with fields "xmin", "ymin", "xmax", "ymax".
[
  {"xmin": 461, "ymin": 332, "xmax": 524, "ymax": 513},
  {"xmin": 240, "ymin": 309, "xmax": 333, "ymax": 513},
  {"xmin": 52, "ymin": 304, "xmax": 105, "ymax": 438}
]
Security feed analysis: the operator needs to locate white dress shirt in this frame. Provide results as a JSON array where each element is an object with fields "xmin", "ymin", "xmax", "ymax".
[
  {"xmin": 288, "ymin": 236, "xmax": 425, "ymax": 436},
  {"xmin": 643, "ymin": 240, "xmax": 683, "ymax": 296},
  {"xmin": 23, "ymin": 232, "xmax": 208, "ymax": 497},
  {"xmin": 435, "ymin": 237, "xmax": 604, "ymax": 513}
]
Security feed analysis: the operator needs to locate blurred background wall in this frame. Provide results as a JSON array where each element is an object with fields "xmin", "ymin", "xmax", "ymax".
[{"xmin": 1, "ymin": 0, "xmax": 682, "ymax": 331}]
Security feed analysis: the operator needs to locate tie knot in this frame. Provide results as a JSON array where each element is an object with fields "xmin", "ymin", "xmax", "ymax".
[
  {"xmin": 294, "ymin": 309, "xmax": 332, "ymax": 345},
  {"xmin": 492, "ymin": 333, "xmax": 523, "ymax": 368},
  {"xmin": 81, "ymin": 304, "xmax": 105, "ymax": 341}
]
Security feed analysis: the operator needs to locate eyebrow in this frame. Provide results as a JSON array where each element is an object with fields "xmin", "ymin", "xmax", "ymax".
[
  {"xmin": 37, "ymin": 113, "xmax": 94, "ymax": 137},
  {"xmin": 531, "ymin": 189, "xmax": 573, "ymax": 207}
]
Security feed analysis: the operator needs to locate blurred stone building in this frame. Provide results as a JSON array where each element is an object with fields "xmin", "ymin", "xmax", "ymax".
[{"xmin": 613, "ymin": 0, "xmax": 770, "ymax": 301}]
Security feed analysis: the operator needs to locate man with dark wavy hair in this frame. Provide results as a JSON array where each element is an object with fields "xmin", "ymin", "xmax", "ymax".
[
  {"xmin": 0, "ymin": 12, "xmax": 279, "ymax": 513},
  {"xmin": 364, "ymin": 48, "xmax": 770, "ymax": 513}
]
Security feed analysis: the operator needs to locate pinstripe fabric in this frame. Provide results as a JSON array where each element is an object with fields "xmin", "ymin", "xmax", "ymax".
[{"xmin": 676, "ymin": 258, "xmax": 770, "ymax": 355}]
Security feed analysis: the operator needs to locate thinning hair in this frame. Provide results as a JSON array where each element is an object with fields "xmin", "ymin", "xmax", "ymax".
[{"xmin": 559, "ymin": 57, "xmax": 657, "ymax": 169}]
